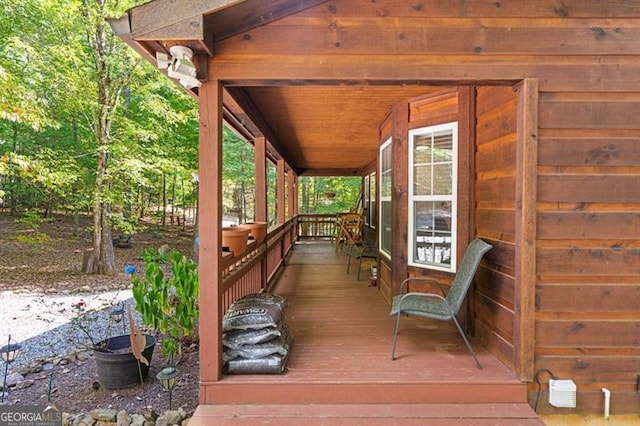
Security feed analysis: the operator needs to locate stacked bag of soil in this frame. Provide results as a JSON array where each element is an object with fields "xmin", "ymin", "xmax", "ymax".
[{"xmin": 222, "ymin": 292, "xmax": 292, "ymax": 374}]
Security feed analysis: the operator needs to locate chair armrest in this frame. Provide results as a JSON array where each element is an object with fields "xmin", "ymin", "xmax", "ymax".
[
  {"xmin": 399, "ymin": 277, "xmax": 448, "ymax": 297},
  {"xmin": 396, "ymin": 292, "xmax": 456, "ymax": 316}
]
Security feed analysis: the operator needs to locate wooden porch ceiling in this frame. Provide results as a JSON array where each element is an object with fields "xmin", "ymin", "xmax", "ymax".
[
  {"xmin": 110, "ymin": 0, "xmax": 447, "ymax": 176},
  {"xmin": 227, "ymin": 85, "xmax": 440, "ymax": 176}
]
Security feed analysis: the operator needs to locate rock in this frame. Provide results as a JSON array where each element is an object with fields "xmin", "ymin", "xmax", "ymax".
[
  {"xmin": 90, "ymin": 408, "xmax": 118, "ymax": 422},
  {"xmin": 130, "ymin": 414, "xmax": 145, "ymax": 426},
  {"xmin": 29, "ymin": 364, "xmax": 43, "ymax": 374},
  {"xmin": 116, "ymin": 410, "xmax": 131, "ymax": 426},
  {"xmin": 1, "ymin": 372, "xmax": 24, "ymax": 389},
  {"xmin": 181, "ymin": 418, "xmax": 190, "ymax": 426},
  {"xmin": 163, "ymin": 411, "xmax": 182, "ymax": 425},
  {"xmin": 78, "ymin": 286, "xmax": 92, "ymax": 293},
  {"xmin": 76, "ymin": 352, "xmax": 91, "ymax": 361},
  {"xmin": 72, "ymin": 413, "xmax": 95, "ymax": 426},
  {"xmin": 62, "ymin": 412, "xmax": 73, "ymax": 426},
  {"xmin": 16, "ymin": 379, "xmax": 35, "ymax": 389},
  {"xmin": 42, "ymin": 362, "xmax": 55, "ymax": 371},
  {"xmin": 177, "ymin": 408, "xmax": 186, "ymax": 420},
  {"xmin": 154, "ymin": 415, "xmax": 169, "ymax": 426},
  {"xmin": 45, "ymin": 288, "xmax": 58, "ymax": 294},
  {"xmin": 13, "ymin": 364, "xmax": 32, "ymax": 375}
]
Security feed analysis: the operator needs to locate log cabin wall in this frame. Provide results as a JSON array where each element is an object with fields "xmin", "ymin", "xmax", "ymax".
[
  {"xmin": 203, "ymin": 0, "xmax": 640, "ymax": 413},
  {"xmin": 474, "ymin": 86, "xmax": 519, "ymax": 371}
]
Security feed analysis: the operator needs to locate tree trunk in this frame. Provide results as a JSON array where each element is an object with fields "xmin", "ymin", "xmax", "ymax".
[
  {"xmin": 162, "ymin": 173, "xmax": 166, "ymax": 226},
  {"xmin": 83, "ymin": 0, "xmax": 120, "ymax": 275}
]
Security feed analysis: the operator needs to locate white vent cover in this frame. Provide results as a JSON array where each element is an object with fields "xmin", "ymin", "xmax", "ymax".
[{"xmin": 549, "ymin": 379, "xmax": 577, "ymax": 408}]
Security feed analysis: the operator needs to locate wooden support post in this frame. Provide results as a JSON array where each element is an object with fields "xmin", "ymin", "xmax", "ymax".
[
  {"xmin": 391, "ymin": 101, "xmax": 409, "ymax": 295},
  {"xmin": 255, "ymin": 137, "xmax": 267, "ymax": 223},
  {"xmin": 198, "ymin": 79, "xmax": 224, "ymax": 398},
  {"xmin": 277, "ymin": 159, "xmax": 286, "ymax": 225},
  {"xmin": 514, "ymin": 79, "xmax": 538, "ymax": 382},
  {"xmin": 287, "ymin": 168, "xmax": 296, "ymax": 219}
]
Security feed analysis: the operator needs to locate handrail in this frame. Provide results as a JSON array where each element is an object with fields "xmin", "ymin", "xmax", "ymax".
[
  {"xmin": 219, "ymin": 217, "xmax": 297, "ymax": 312},
  {"xmin": 298, "ymin": 213, "xmax": 346, "ymax": 239}
]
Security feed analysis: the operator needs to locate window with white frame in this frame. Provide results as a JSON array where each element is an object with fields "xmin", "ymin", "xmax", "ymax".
[
  {"xmin": 408, "ymin": 122, "xmax": 457, "ymax": 271},
  {"xmin": 379, "ymin": 137, "xmax": 392, "ymax": 259}
]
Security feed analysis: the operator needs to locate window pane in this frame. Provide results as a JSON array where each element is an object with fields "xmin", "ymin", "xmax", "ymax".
[
  {"xmin": 433, "ymin": 163, "xmax": 452, "ymax": 195},
  {"xmin": 413, "ymin": 164, "xmax": 432, "ymax": 196},
  {"xmin": 381, "ymin": 200, "xmax": 392, "ymax": 255},
  {"xmin": 413, "ymin": 201, "xmax": 452, "ymax": 267}
]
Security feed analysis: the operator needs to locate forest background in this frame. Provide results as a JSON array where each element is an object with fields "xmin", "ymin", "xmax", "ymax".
[{"xmin": 0, "ymin": 0, "xmax": 360, "ymax": 273}]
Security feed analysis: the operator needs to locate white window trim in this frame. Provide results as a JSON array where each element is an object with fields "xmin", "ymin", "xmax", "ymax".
[
  {"xmin": 408, "ymin": 122, "xmax": 458, "ymax": 272},
  {"xmin": 379, "ymin": 137, "xmax": 392, "ymax": 260}
]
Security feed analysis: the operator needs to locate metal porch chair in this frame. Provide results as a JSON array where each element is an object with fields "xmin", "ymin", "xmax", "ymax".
[
  {"xmin": 390, "ymin": 238, "xmax": 493, "ymax": 369},
  {"xmin": 346, "ymin": 237, "xmax": 377, "ymax": 280}
]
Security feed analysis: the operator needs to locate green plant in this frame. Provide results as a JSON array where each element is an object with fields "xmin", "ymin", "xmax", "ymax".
[{"xmin": 130, "ymin": 250, "xmax": 199, "ymax": 360}]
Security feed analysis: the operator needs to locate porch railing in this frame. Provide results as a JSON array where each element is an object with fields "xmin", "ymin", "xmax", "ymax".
[
  {"xmin": 297, "ymin": 213, "xmax": 337, "ymax": 239},
  {"xmin": 220, "ymin": 217, "xmax": 298, "ymax": 312}
]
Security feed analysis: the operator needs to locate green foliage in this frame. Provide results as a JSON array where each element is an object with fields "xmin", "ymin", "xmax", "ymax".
[
  {"xmin": 298, "ymin": 176, "xmax": 361, "ymax": 214},
  {"xmin": 140, "ymin": 247, "xmax": 170, "ymax": 264},
  {"xmin": 16, "ymin": 209, "xmax": 52, "ymax": 231},
  {"xmin": 131, "ymin": 250, "xmax": 199, "ymax": 360}
]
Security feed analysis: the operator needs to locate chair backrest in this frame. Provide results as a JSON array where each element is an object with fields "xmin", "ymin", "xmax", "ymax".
[{"xmin": 445, "ymin": 238, "xmax": 493, "ymax": 314}]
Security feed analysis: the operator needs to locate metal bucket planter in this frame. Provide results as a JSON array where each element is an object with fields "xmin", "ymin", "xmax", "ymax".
[{"xmin": 93, "ymin": 334, "xmax": 156, "ymax": 389}]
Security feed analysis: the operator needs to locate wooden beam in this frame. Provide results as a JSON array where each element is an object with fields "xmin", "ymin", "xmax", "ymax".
[
  {"xmin": 514, "ymin": 78, "xmax": 538, "ymax": 382},
  {"xmin": 255, "ymin": 137, "xmax": 268, "ymax": 223},
  {"xmin": 128, "ymin": 0, "xmax": 244, "ymax": 51},
  {"xmin": 198, "ymin": 78, "xmax": 225, "ymax": 391}
]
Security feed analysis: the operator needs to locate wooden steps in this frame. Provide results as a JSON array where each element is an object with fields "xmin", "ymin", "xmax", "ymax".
[{"xmin": 189, "ymin": 403, "xmax": 543, "ymax": 425}]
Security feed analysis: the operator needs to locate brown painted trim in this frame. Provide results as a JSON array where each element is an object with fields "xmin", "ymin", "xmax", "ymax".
[
  {"xmin": 514, "ymin": 79, "xmax": 538, "ymax": 382},
  {"xmin": 255, "ymin": 137, "xmax": 267, "ymax": 222},
  {"xmin": 197, "ymin": 79, "xmax": 225, "ymax": 391}
]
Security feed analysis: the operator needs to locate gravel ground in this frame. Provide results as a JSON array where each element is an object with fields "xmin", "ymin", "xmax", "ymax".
[{"xmin": 0, "ymin": 288, "xmax": 138, "ymax": 370}]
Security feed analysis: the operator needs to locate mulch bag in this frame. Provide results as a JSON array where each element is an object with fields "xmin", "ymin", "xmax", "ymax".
[
  {"xmin": 223, "ymin": 325, "xmax": 284, "ymax": 349},
  {"xmin": 222, "ymin": 299, "xmax": 282, "ymax": 331},
  {"xmin": 224, "ymin": 354, "xmax": 287, "ymax": 374},
  {"xmin": 237, "ymin": 292, "xmax": 289, "ymax": 311},
  {"xmin": 224, "ymin": 334, "xmax": 293, "ymax": 374},
  {"xmin": 224, "ymin": 335, "xmax": 290, "ymax": 361}
]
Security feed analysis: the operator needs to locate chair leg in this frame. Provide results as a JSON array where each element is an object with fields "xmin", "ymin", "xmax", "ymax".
[
  {"xmin": 391, "ymin": 313, "xmax": 402, "ymax": 360},
  {"xmin": 346, "ymin": 253, "xmax": 352, "ymax": 273},
  {"xmin": 451, "ymin": 315, "xmax": 483, "ymax": 370},
  {"xmin": 357, "ymin": 256, "xmax": 363, "ymax": 280}
]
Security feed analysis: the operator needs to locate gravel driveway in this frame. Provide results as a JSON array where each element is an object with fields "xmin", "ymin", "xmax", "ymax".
[{"xmin": 0, "ymin": 289, "xmax": 138, "ymax": 370}]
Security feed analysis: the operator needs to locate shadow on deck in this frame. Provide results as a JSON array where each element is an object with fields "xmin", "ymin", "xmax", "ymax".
[{"xmin": 191, "ymin": 240, "xmax": 542, "ymax": 424}]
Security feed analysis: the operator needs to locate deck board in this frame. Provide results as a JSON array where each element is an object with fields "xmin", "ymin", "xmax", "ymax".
[{"xmin": 194, "ymin": 241, "xmax": 540, "ymax": 423}]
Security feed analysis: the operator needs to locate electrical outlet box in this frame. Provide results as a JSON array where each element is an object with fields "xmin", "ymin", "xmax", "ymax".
[{"xmin": 549, "ymin": 379, "xmax": 577, "ymax": 408}]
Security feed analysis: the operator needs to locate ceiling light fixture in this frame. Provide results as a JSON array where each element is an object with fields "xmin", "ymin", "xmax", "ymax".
[{"xmin": 155, "ymin": 46, "xmax": 202, "ymax": 89}]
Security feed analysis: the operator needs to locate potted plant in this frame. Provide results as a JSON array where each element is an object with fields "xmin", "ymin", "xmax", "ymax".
[
  {"xmin": 70, "ymin": 298, "xmax": 157, "ymax": 390},
  {"xmin": 129, "ymin": 249, "xmax": 199, "ymax": 364}
]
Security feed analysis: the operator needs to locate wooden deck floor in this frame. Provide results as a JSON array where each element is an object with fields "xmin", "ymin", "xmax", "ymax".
[{"xmin": 192, "ymin": 241, "xmax": 541, "ymax": 424}]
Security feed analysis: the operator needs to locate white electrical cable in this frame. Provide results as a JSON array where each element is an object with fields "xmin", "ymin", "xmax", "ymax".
[{"xmin": 601, "ymin": 387, "xmax": 610, "ymax": 420}]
